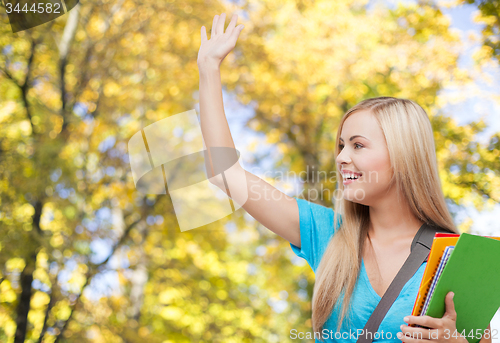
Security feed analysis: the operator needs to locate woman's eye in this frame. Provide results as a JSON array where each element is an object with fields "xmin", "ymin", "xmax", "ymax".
[{"xmin": 339, "ymin": 143, "xmax": 362, "ymax": 150}]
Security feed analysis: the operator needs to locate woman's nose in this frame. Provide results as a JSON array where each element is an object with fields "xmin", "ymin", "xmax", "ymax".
[{"xmin": 336, "ymin": 148, "xmax": 351, "ymax": 165}]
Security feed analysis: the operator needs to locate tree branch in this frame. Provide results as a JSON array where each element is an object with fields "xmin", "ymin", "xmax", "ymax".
[
  {"xmin": 20, "ymin": 37, "xmax": 38, "ymax": 130},
  {"xmin": 37, "ymin": 277, "xmax": 56, "ymax": 343},
  {"xmin": 0, "ymin": 65, "xmax": 20, "ymax": 88},
  {"xmin": 59, "ymin": 3, "xmax": 81, "ymax": 133},
  {"xmin": 53, "ymin": 211, "xmax": 144, "ymax": 343}
]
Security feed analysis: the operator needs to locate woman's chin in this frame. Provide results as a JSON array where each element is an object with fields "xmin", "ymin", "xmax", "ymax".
[{"xmin": 343, "ymin": 192, "xmax": 369, "ymax": 205}]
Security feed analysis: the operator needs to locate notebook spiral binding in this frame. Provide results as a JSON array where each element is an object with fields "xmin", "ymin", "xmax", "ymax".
[{"xmin": 410, "ymin": 255, "xmax": 443, "ymax": 328}]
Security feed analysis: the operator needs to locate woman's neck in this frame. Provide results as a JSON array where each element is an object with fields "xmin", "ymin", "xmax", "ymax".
[{"xmin": 367, "ymin": 193, "xmax": 424, "ymax": 243}]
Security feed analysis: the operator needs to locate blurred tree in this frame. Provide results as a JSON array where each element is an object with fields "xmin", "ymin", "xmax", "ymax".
[
  {"xmin": 0, "ymin": 0, "xmax": 499, "ymax": 343},
  {"xmin": 463, "ymin": 0, "xmax": 500, "ymax": 63}
]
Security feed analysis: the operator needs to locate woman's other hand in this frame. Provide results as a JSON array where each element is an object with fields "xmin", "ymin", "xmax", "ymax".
[
  {"xmin": 197, "ymin": 13, "xmax": 245, "ymax": 69},
  {"xmin": 397, "ymin": 292, "xmax": 473, "ymax": 342}
]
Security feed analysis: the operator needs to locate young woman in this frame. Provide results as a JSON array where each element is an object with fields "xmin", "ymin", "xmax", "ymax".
[{"xmin": 197, "ymin": 12, "xmax": 492, "ymax": 343}]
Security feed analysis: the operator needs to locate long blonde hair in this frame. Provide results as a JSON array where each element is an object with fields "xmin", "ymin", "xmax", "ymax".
[{"xmin": 311, "ymin": 97, "xmax": 460, "ymax": 337}]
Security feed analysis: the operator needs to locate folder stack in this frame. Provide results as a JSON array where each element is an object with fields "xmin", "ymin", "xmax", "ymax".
[{"xmin": 409, "ymin": 232, "xmax": 500, "ymax": 343}]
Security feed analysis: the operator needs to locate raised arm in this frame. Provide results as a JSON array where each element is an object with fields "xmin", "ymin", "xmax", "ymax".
[{"xmin": 197, "ymin": 13, "xmax": 301, "ymax": 247}]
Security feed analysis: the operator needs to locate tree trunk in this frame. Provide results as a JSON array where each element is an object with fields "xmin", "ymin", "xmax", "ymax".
[{"xmin": 14, "ymin": 251, "xmax": 37, "ymax": 343}]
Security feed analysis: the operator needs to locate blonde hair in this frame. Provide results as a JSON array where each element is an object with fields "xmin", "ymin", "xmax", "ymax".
[{"xmin": 311, "ymin": 97, "xmax": 460, "ymax": 337}]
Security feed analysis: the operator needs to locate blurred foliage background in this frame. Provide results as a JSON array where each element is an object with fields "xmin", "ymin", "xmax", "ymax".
[{"xmin": 1, "ymin": 0, "xmax": 500, "ymax": 342}]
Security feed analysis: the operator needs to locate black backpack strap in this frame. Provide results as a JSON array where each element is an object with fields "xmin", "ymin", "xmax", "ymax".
[{"xmin": 356, "ymin": 223, "xmax": 447, "ymax": 343}]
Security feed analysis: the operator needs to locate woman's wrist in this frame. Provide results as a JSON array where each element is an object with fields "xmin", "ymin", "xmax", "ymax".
[{"xmin": 198, "ymin": 57, "xmax": 221, "ymax": 74}]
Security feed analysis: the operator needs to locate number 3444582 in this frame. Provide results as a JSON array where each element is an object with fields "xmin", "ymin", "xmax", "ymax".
[{"xmin": 5, "ymin": 2, "xmax": 62, "ymax": 14}]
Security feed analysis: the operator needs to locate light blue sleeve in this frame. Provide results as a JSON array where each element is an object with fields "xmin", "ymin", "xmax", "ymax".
[{"xmin": 289, "ymin": 198, "xmax": 341, "ymax": 272}]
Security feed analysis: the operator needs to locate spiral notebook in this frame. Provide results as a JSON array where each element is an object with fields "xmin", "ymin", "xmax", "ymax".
[
  {"xmin": 420, "ymin": 245, "xmax": 454, "ymax": 317},
  {"xmin": 409, "ymin": 233, "xmax": 500, "ymax": 343}
]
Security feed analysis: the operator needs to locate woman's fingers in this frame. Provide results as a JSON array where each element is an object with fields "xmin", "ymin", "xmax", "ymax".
[
  {"xmin": 400, "ymin": 325, "xmax": 437, "ymax": 340},
  {"xmin": 216, "ymin": 13, "xmax": 226, "ymax": 36},
  {"xmin": 200, "ymin": 26, "xmax": 207, "ymax": 43},
  {"xmin": 209, "ymin": 13, "xmax": 240, "ymax": 39},
  {"xmin": 211, "ymin": 14, "xmax": 219, "ymax": 37},
  {"xmin": 225, "ymin": 14, "xmax": 238, "ymax": 34},
  {"xmin": 229, "ymin": 24, "xmax": 244, "ymax": 46}
]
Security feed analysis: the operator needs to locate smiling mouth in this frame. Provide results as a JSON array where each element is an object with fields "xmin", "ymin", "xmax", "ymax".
[{"xmin": 343, "ymin": 175, "xmax": 361, "ymax": 184}]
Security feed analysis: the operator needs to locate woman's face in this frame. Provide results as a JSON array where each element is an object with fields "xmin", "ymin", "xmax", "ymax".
[{"xmin": 336, "ymin": 109, "xmax": 394, "ymax": 206}]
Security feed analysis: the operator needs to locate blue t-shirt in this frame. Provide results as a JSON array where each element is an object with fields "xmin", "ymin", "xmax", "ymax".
[{"xmin": 289, "ymin": 198, "xmax": 426, "ymax": 342}]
